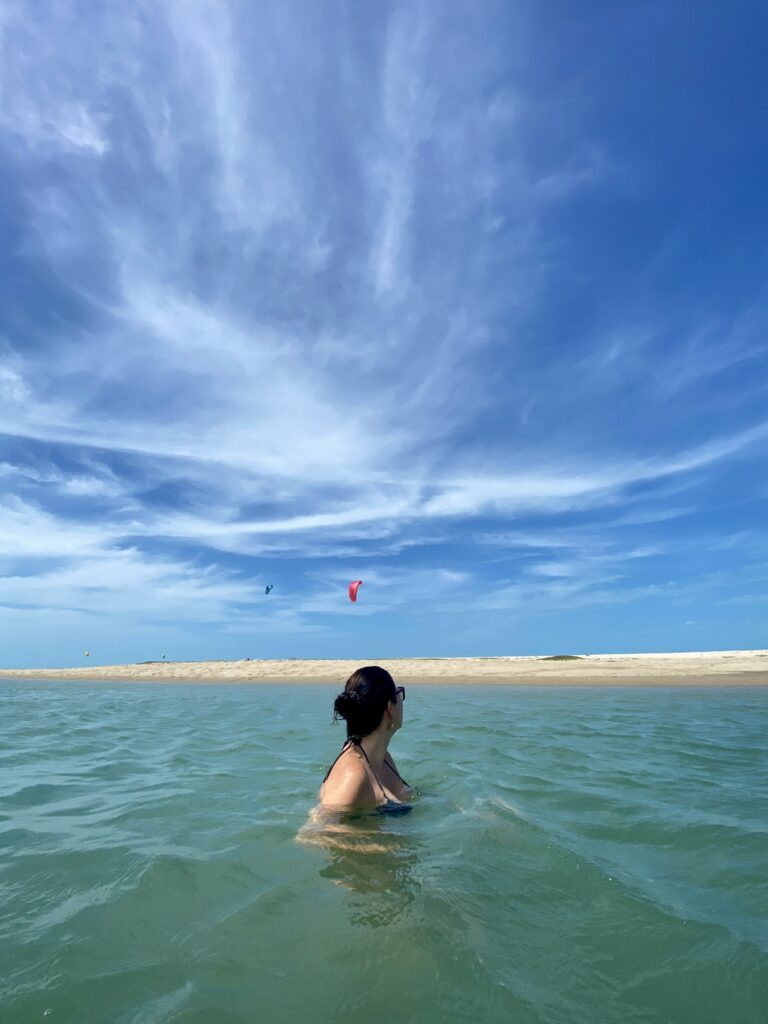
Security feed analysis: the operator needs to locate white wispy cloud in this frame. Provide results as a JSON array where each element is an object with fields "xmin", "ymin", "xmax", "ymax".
[{"xmin": 1, "ymin": 0, "xmax": 767, "ymax": 659}]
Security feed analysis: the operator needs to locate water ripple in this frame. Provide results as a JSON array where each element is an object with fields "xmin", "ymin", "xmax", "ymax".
[{"xmin": 1, "ymin": 681, "xmax": 767, "ymax": 1023}]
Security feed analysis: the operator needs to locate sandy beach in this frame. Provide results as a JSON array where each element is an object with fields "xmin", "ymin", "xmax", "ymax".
[{"xmin": 1, "ymin": 650, "xmax": 767, "ymax": 685}]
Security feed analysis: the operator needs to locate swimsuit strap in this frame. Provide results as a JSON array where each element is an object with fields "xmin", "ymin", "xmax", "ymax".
[
  {"xmin": 321, "ymin": 736, "xmax": 356, "ymax": 783},
  {"xmin": 352, "ymin": 738, "xmax": 390, "ymax": 804},
  {"xmin": 322, "ymin": 736, "xmax": 396, "ymax": 803},
  {"xmin": 384, "ymin": 753, "xmax": 409, "ymax": 788}
]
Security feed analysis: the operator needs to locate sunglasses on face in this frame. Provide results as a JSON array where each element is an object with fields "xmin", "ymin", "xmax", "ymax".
[{"xmin": 394, "ymin": 685, "xmax": 406, "ymax": 702}]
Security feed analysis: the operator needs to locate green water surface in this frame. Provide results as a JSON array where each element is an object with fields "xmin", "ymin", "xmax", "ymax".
[{"xmin": 1, "ymin": 682, "xmax": 767, "ymax": 1023}]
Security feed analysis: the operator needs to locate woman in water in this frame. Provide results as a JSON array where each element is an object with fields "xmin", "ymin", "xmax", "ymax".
[{"xmin": 320, "ymin": 665, "xmax": 411, "ymax": 811}]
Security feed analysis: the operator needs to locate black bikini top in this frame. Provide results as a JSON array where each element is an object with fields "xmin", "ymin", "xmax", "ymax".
[{"xmin": 322, "ymin": 735, "xmax": 410, "ymax": 803}]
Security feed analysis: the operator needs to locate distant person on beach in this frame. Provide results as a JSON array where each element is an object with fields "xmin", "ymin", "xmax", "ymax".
[{"xmin": 320, "ymin": 666, "xmax": 411, "ymax": 811}]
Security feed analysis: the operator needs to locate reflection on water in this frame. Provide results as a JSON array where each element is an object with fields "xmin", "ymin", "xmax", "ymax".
[{"xmin": 298, "ymin": 803, "xmax": 423, "ymax": 926}]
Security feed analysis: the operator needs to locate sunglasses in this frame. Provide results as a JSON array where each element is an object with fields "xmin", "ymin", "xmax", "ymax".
[{"xmin": 394, "ymin": 685, "xmax": 406, "ymax": 702}]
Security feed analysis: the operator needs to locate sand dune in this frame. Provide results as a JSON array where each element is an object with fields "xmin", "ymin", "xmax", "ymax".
[{"xmin": 1, "ymin": 650, "xmax": 767, "ymax": 685}]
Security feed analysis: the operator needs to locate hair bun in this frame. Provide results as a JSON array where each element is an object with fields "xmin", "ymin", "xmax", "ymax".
[
  {"xmin": 333, "ymin": 689, "xmax": 360, "ymax": 720},
  {"xmin": 337, "ymin": 691, "xmax": 360, "ymax": 707}
]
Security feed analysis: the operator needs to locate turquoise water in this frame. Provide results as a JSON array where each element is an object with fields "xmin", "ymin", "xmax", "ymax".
[{"xmin": 2, "ymin": 682, "xmax": 767, "ymax": 1024}]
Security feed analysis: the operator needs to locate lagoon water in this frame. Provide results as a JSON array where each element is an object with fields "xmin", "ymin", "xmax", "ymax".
[{"xmin": 1, "ymin": 681, "xmax": 767, "ymax": 1023}]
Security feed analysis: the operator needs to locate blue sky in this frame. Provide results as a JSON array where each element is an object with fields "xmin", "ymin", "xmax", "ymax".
[{"xmin": 1, "ymin": 1, "xmax": 767, "ymax": 666}]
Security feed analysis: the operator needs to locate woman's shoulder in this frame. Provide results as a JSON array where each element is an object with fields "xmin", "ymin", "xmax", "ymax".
[{"xmin": 320, "ymin": 748, "xmax": 376, "ymax": 809}]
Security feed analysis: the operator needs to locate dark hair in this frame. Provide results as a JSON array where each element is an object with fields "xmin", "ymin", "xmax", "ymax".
[{"xmin": 333, "ymin": 665, "xmax": 397, "ymax": 738}]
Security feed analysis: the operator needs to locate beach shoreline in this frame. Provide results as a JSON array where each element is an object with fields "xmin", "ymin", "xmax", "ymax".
[{"xmin": 1, "ymin": 650, "xmax": 767, "ymax": 685}]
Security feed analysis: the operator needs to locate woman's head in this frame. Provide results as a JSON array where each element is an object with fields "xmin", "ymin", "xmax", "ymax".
[{"xmin": 333, "ymin": 665, "xmax": 404, "ymax": 738}]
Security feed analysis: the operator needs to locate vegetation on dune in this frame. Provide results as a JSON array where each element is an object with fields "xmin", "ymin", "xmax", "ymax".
[{"xmin": 539, "ymin": 654, "xmax": 584, "ymax": 661}]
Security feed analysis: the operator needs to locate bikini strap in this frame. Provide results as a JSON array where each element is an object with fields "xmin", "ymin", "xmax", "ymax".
[
  {"xmin": 384, "ymin": 753, "xmax": 409, "ymax": 788},
  {"xmin": 353, "ymin": 740, "xmax": 390, "ymax": 803},
  {"xmin": 322, "ymin": 736, "xmax": 390, "ymax": 802},
  {"xmin": 321, "ymin": 736, "xmax": 357, "ymax": 783}
]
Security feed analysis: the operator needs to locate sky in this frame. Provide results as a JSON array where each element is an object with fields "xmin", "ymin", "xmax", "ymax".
[{"xmin": 1, "ymin": 0, "xmax": 767, "ymax": 667}]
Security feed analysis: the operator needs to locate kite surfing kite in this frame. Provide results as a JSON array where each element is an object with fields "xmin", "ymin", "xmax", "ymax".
[
  {"xmin": 348, "ymin": 580, "xmax": 363, "ymax": 602},
  {"xmin": 265, "ymin": 584, "xmax": 273, "ymax": 595}
]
